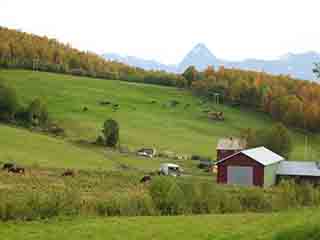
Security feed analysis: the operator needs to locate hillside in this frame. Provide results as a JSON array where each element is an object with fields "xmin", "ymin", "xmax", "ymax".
[
  {"xmin": 0, "ymin": 208, "xmax": 319, "ymax": 240},
  {"xmin": 0, "ymin": 69, "xmax": 320, "ymax": 167}
]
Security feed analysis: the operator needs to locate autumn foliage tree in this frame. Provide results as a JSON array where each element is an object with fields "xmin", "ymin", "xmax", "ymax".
[
  {"xmin": 183, "ymin": 66, "xmax": 198, "ymax": 87},
  {"xmin": 191, "ymin": 65, "xmax": 320, "ymax": 132},
  {"xmin": 0, "ymin": 27, "xmax": 186, "ymax": 88},
  {"xmin": 242, "ymin": 123, "xmax": 292, "ymax": 158}
]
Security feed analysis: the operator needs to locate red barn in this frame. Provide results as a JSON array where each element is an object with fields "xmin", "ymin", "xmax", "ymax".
[
  {"xmin": 216, "ymin": 147, "xmax": 284, "ymax": 187},
  {"xmin": 216, "ymin": 137, "xmax": 246, "ymax": 161}
]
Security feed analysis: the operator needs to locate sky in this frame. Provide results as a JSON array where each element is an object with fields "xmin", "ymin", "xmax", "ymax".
[{"xmin": 1, "ymin": 0, "xmax": 320, "ymax": 64}]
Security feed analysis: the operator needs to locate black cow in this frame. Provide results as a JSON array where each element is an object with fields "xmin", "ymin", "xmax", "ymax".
[{"xmin": 2, "ymin": 163, "xmax": 15, "ymax": 170}]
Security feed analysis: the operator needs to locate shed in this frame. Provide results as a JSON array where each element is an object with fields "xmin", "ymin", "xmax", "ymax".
[
  {"xmin": 277, "ymin": 161, "xmax": 320, "ymax": 185},
  {"xmin": 216, "ymin": 137, "xmax": 246, "ymax": 161},
  {"xmin": 216, "ymin": 147, "xmax": 284, "ymax": 187}
]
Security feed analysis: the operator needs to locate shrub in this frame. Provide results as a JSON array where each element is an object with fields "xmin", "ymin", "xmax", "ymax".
[
  {"xmin": 274, "ymin": 224, "xmax": 320, "ymax": 240},
  {"xmin": 95, "ymin": 135, "xmax": 105, "ymax": 146},
  {"xmin": 0, "ymin": 82, "xmax": 19, "ymax": 121},
  {"xmin": 239, "ymin": 188, "xmax": 272, "ymax": 212},
  {"xmin": 0, "ymin": 185, "xmax": 81, "ymax": 221},
  {"xmin": 27, "ymin": 98, "xmax": 49, "ymax": 127},
  {"xmin": 149, "ymin": 177, "xmax": 189, "ymax": 215},
  {"xmin": 95, "ymin": 189, "xmax": 156, "ymax": 217},
  {"xmin": 102, "ymin": 119, "xmax": 119, "ymax": 147}
]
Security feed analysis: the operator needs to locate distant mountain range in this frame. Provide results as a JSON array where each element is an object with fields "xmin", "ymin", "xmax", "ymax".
[{"xmin": 103, "ymin": 43, "xmax": 320, "ymax": 80}]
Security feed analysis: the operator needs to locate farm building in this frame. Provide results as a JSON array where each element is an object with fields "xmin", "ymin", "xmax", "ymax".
[
  {"xmin": 216, "ymin": 147, "xmax": 284, "ymax": 187},
  {"xmin": 277, "ymin": 161, "xmax": 320, "ymax": 185},
  {"xmin": 216, "ymin": 137, "xmax": 246, "ymax": 161}
]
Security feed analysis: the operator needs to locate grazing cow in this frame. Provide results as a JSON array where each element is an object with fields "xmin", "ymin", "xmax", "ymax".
[
  {"xmin": 99, "ymin": 101, "xmax": 111, "ymax": 105},
  {"xmin": 8, "ymin": 167, "xmax": 25, "ymax": 174},
  {"xmin": 2, "ymin": 163, "xmax": 15, "ymax": 170},
  {"xmin": 140, "ymin": 175, "xmax": 152, "ymax": 183},
  {"xmin": 62, "ymin": 170, "xmax": 75, "ymax": 177}
]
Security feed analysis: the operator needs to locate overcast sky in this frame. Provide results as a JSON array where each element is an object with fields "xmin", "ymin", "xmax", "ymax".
[{"xmin": 1, "ymin": 0, "xmax": 320, "ymax": 64}]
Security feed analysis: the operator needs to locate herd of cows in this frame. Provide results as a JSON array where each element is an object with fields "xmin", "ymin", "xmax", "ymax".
[{"xmin": 1, "ymin": 163, "xmax": 75, "ymax": 177}]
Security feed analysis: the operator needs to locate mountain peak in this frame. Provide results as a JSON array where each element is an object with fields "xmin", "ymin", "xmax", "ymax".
[
  {"xmin": 178, "ymin": 43, "xmax": 219, "ymax": 71},
  {"xmin": 190, "ymin": 43, "xmax": 212, "ymax": 56}
]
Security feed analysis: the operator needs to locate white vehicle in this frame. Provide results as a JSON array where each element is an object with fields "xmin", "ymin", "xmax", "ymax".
[
  {"xmin": 137, "ymin": 148, "xmax": 156, "ymax": 158},
  {"xmin": 159, "ymin": 163, "xmax": 182, "ymax": 177}
]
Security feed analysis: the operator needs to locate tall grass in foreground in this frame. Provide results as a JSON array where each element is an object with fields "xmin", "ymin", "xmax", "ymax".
[
  {"xmin": 274, "ymin": 223, "xmax": 320, "ymax": 240},
  {"xmin": 0, "ymin": 176, "xmax": 320, "ymax": 221}
]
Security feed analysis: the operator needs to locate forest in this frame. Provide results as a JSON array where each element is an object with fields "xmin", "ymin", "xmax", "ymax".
[
  {"xmin": 1, "ymin": 26, "xmax": 320, "ymax": 132},
  {"xmin": 0, "ymin": 27, "xmax": 186, "ymax": 87},
  {"xmin": 189, "ymin": 65, "xmax": 320, "ymax": 132}
]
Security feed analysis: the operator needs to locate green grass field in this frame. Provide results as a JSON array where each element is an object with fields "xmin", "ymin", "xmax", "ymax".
[
  {"xmin": 0, "ymin": 208, "xmax": 318, "ymax": 240},
  {"xmin": 0, "ymin": 124, "xmax": 205, "ymax": 173},
  {"xmin": 1, "ymin": 70, "xmax": 320, "ymax": 239},
  {"xmin": 0, "ymin": 69, "xmax": 319, "ymax": 168}
]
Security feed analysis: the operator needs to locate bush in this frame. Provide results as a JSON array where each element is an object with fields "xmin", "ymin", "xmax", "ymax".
[
  {"xmin": 95, "ymin": 135, "xmax": 105, "ymax": 146},
  {"xmin": 102, "ymin": 119, "xmax": 119, "ymax": 147},
  {"xmin": 238, "ymin": 188, "xmax": 272, "ymax": 212},
  {"xmin": 0, "ymin": 186, "xmax": 81, "ymax": 221},
  {"xmin": 274, "ymin": 224, "xmax": 320, "ymax": 240},
  {"xmin": 95, "ymin": 189, "xmax": 156, "ymax": 217},
  {"xmin": 191, "ymin": 155, "xmax": 201, "ymax": 160},
  {"xmin": 0, "ymin": 82, "xmax": 19, "ymax": 121},
  {"xmin": 149, "ymin": 177, "xmax": 189, "ymax": 215},
  {"xmin": 27, "ymin": 98, "xmax": 49, "ymax": 127}
]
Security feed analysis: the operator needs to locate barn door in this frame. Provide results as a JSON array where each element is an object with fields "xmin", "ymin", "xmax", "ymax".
[{"xmin": 227, "ymin": 166, "xmax": 253, "ymax": 186}]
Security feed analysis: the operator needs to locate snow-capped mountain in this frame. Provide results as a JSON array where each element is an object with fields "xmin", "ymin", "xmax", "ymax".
[
  {"xmin": 177, "ymin": 43, "xmax": 221, "ymax": 72},
  {"xmin": 102, "ymin": 53, "xmax": 177, "ymax": 72},
  {"xmin": 103, "ymin": 44, "xmax": 320, "ymax": 80}
]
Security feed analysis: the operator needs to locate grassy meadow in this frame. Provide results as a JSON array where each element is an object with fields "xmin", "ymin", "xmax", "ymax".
[
  {"xmin": 0, "ymin": 69, "xmax": 319, "ymax": 169},
  {"xmin": 0, "ymin": 208, "xmax": 319, "ymax": 240},
  {"xmin": 1, "ymin": 70, "xmax": 320, "ymax": 239}
]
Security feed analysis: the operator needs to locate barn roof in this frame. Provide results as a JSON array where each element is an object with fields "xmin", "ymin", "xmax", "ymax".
[
  {"xmin": 241, "ymin": 147, "xmax": 284, "ymax": 166},
  {"xmin": 216, "ymin": 146, "xmax": 284, "ymax": 166},
  {"xmin": 216, "ymin": 138, "xmax": 246, "ymax": 150},
  {"xmin": 277, "ymin": 161, "xmax": 320, "ymax": 177}
]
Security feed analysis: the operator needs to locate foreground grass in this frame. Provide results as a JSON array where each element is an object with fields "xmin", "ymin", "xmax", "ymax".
[{"xmin": 0, "ymin": 208, "xmax": 318, "ymax": 240}]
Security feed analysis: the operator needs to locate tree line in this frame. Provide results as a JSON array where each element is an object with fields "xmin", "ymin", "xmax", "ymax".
[
  {"xmin": 187, "ymin": 65, "xmax": 320, "ymax": 132},
  {"xmin": 0, "ymin": 26, "xmax": 186, "ymax": 87}
]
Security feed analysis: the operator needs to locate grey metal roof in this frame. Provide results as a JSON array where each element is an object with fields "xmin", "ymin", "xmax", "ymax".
[
  {"xmin": 277, "ymin": 161, "xmax": 320, "ymax": 177},
  {"xmin": 216, "ymin": 138, "xmax": 246, "ymax": 150},
  {"xmin": 241, "ymin": 147, "xmax": 284, "ymax": 166}
]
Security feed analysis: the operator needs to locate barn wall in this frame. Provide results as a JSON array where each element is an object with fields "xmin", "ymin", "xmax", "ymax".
[
  {"xmin": 264, "ymin": 163, "xmax": 280, "ymax": 187},
  {"xmin": 217, "ymin": 153, "xmax": 264, "ymax": 187},
  {"xmin": 217, "ymin": 149, "xmax": 241, "ymax": 161}
]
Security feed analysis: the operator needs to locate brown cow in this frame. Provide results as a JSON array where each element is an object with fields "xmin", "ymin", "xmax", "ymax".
[
  {"xmin": 62, "ymin": 170, "xmax": 75, "ymax": 177},
  {"xmin": 8, "ymin": 167, "xmax": 25, "ymax": 175}
]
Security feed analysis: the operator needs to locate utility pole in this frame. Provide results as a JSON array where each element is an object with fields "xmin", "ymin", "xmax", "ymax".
[
  {"xmin": 301, "ymin": 103, "xmax": 309, "ymax": 160},
  {"xmin": 33, "ymin": 58, "xmax": 39, "ymax": 71},
  {"xmin": 214, "ymin": 93, "xmax": 220, "ymax": 106}
]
